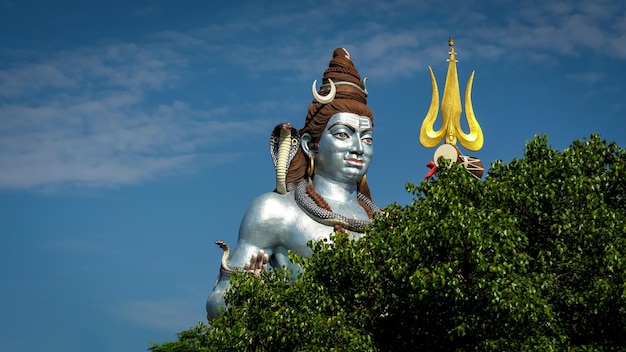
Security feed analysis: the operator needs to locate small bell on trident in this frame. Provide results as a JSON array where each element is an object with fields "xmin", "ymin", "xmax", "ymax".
[{"xmin": 420, "ymin": 38, "xmax": 485, "ymax": 180}]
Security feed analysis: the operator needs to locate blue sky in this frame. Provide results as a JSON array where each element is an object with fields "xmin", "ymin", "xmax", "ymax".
[{"xmin": 1, "ymin": 0, "xmax": 625, "ymax": 351}]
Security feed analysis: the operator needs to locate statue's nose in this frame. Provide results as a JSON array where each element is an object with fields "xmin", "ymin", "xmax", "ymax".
[{"xmin": 352, "ymin": 137, "xmax": 364, "ymax": 155}]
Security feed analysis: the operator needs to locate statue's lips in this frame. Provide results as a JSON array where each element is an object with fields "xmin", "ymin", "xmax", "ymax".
[{"xmin": 344, "ymin": 158, "xmax": 364, "ymax": 167}]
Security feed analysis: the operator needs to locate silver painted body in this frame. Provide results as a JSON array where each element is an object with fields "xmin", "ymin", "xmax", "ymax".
[{"xmin": 206, "ymin": 113, "xmax": 374, "ymax": 320}]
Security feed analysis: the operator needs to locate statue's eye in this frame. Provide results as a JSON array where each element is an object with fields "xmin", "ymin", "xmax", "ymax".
[
  {"xmin": 334, "ymin": 132, "xmax": 349, "ymax": 139},
  {"xmin": 362, "ymin": 137, "xmax": 373, "ymax": 145}
]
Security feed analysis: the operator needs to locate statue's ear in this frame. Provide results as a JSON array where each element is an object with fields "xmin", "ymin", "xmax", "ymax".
[{"xmin": 301, "ymin": 133, "xmax": 313, "ymax": 157}]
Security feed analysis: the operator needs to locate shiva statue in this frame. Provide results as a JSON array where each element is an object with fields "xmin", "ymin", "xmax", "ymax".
[{"xmin": 206, "ymin": 47, "xmax": 382, "ymax": 320}]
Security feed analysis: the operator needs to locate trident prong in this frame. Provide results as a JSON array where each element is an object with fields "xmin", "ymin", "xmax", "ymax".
[{"xmin": 419, "ymin": 39, "xmax": 483, "ymax": 152}]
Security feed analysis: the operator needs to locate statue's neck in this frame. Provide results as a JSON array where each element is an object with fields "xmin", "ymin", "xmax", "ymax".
[{"xmin": 311, "ymin": 174, "xmax": 358, "ymax": 204}]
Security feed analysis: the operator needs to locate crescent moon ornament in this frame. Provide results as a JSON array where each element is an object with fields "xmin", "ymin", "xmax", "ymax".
[{"xmin": 312, "ymin": 79, "xmax": 336, "ymax": 104}]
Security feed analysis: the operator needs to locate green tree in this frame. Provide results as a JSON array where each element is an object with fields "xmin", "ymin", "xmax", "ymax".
[{"xmin": 150, "ymin": 134, "xmax": 626, "ymax": 351}]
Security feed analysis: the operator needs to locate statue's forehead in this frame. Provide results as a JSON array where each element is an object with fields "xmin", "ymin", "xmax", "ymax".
[
  {"xmin": 359, "ymin": 115, "xmax": 372, "ymax": 129},
  {"xmin": 329, "ymin": 112, "xmax": 372, "ymax": 129}
]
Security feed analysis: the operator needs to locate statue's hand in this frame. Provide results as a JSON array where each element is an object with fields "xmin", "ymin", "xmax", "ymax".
[{"xmin": 243, "ymin": 250, "xmax": 269, "ymax": 276}]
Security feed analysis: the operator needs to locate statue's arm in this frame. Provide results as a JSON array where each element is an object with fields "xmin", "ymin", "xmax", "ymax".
[
  {"xmin": 206, "ymin": 193, "xmax": 287, "ymax": 320},
  {"xmin": 205, "ymin": 238, "xmax": 271, "ymax": 320}
]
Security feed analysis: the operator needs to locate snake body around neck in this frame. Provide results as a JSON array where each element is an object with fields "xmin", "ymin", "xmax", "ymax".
[
  {"xmin": 269, "ymin": 122, "xmax": 381, "ymax": 233},
  {"xmin": 293, "ymin": 179, "xmax": 381, "ymax": 233}
]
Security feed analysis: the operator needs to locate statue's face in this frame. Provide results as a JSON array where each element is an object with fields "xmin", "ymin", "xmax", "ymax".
[{"xmin": 314, "ymin": 112, "xmax": 373, "ymax": 183}]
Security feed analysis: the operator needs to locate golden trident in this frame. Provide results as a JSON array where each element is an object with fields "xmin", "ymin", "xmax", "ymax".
[{"xmin": 420, "ymin": 38, "xmax": 483, "ymax": 151}]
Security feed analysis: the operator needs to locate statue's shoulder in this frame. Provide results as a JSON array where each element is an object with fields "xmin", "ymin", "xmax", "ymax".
[
  {"xmin": 241, "ymin": 191, "xmax": 299, "ymax": 225},
  {"xmin": 238, "ymin": 191, "xmax": 302, "ymax": 247}
]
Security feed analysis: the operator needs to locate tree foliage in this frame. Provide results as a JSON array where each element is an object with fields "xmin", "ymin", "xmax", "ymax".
[{"xmin": 150, "ymin": 134, "xmax": 626, "ymax": 351}]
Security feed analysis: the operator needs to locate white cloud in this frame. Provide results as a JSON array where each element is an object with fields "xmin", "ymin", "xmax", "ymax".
[
  {"xmin": 0, "ymin": 95, "xmax": 265, "ymax": 189},
  {"xmin": 0, "ymin": 63, "xmax": 76, "ymax": 97},
  {"xmin": 0, "ymin": 39, "xmax": 269, "ymax": 191},
  {"xmin": 565, "ymin": 71, "xmax": 605, "ymax": 84},
  {"xmin": 0, "ymin": 42, "xmax": 175, "ymax": 100},
  {"xmin": 465, "ymin": 0, "xmax": 626, "ymax": 61},
  {"xmin": 2, "ymin": 0, "xmax": 625, "ymax": 191},
  {"xmin": 277, "ymin": 1, "xmax": 625, "ymax": 74}
]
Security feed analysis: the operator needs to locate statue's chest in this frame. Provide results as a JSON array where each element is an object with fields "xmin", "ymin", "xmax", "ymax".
[{"xmin": 285, "ymin": 213, "xmax": 364, "ymax": 256}]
